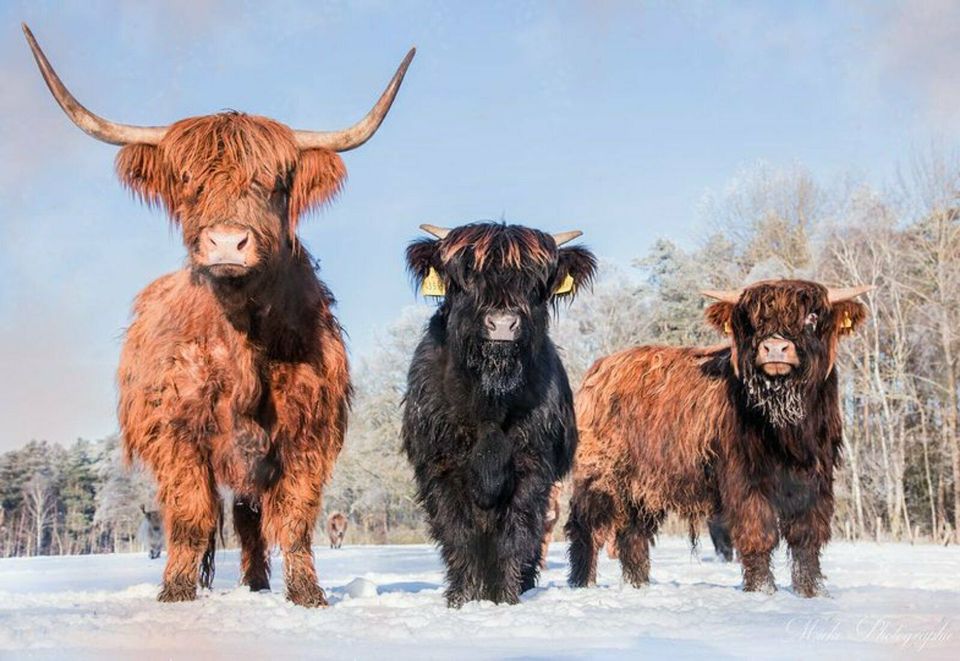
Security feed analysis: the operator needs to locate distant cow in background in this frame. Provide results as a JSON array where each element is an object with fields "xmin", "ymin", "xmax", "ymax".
[
  {"xmin": 539, "ymin": 482, "xmax": 563, "ymax": 568},
  {"xmin": 403, "ymin": 222, "xmax": 596, "ymax": 607},
  {"xmin": 326, "ymin": 512, "xmax": 348, "ymax": 549},
  {"xmin": 567, "ymin": 280, "xmax": 871, "ymax": 597},
  {"xmin": 140, "ymin": 505, "xmax": 164, "ymax": 560},
  {"xmin": 24, "ymin": 25, "xmax": 413, "ymax": 607}
]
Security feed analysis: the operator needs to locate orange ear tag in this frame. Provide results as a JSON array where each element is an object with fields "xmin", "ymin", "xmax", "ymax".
[
  {"xmin": 420, "ymin": 267, "xmax": 446, "ymax": 297},
  {"xmin": 723, "ymin": 321, "xmax": 732, "ymax": 335},
  {"xmin": 554, "ymin": 274, "xmax": 575, "ymax": 295}
]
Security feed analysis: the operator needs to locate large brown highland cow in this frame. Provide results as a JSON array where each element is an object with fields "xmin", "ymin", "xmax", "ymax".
[
  {"xmin": 23, "ymin": 25, "xmax": 413, "ymax": 606},
  {"xmin": 566, "ymin": 280, "xmax": 871, "ymax": 597}
]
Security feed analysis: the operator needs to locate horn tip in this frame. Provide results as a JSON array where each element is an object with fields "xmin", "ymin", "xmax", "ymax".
[{"xmin": 399, "ymin": 47, "xmax": 416, "ymax": 73}]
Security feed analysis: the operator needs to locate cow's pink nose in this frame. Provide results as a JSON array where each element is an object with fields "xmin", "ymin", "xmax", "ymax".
[
  {"xmin": 483, "ymin": 311, "xmax": 521, "ymax": 341},
  {"xmin": 199, "ymin": 225, "xmax": 257, "ymax": 268},
  {"xmin": 760, "ymin": 337, "xmax": 794, "ymax": 362}
]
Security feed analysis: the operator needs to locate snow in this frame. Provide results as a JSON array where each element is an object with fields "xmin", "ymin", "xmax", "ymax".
[{"xmin": 1, "ymin": 538, "xmax": 958, "ymax": 659}]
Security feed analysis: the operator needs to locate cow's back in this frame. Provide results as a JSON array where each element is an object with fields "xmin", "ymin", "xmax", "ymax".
[{"xmin": 574, "ymin": 344, "xmax": 734, "ymax": 515}]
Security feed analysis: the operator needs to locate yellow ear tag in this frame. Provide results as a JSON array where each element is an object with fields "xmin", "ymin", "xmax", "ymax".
[
  {"xmin": 420, "ymin": 267, "xmax": 446, "ymax": 297},
  {"xmin": 841, "ymin": 312, "xmax": 853, "ymax": 331},
  {"xmin": 554, "ymin": 274, "xmax": 575, "ymax": 295},
  {"xmin": 723, "ymin": 320, "xmax": 732, "ymax": 335}
]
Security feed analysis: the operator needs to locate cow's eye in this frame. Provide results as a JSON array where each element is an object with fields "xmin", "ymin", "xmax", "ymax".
[{"xmin": 804, "ymin": 312, "xmax": 818, "ymax": 330}]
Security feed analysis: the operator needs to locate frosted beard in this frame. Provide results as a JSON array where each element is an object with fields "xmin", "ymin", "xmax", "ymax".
[{"xmin": 744, "ymin": 370, "xmax": 806, "ymax": 429}]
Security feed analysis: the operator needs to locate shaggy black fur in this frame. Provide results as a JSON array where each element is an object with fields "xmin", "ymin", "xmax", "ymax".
[{"xmin": 402, "ymin": 222, "xmax": 596, "ymax": 607}]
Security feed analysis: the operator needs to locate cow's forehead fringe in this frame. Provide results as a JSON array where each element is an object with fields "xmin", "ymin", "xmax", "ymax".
[
  {"xmin": 162, "ymin": 111, "xmax": 299, "ymax": 181},
  {"xmin": 440, "ymin": 224, "xmax": 556, "ymax": 272},
  {"xmin": 738, "ymin": 280, "xmax": 829, "ymax": 313}
]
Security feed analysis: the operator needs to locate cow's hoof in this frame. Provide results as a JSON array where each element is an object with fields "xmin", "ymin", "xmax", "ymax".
[
  {"xmin": 158, "ymin": 580, "xmax": 197, "ymax": 603},
  {"xmin": 288, "ymin": 584, "xmax": 328, "ymax": 608},
  {"xmin": 743, "ymin": 575, "xmax": 777, "ymax": 595},
  {"xmin": 244, "ymin": 577, "xmax": 271, "ymax": 592},
  {"xmin": 793, "ymin": 580, "xmax": 828, "ymax": 598}
]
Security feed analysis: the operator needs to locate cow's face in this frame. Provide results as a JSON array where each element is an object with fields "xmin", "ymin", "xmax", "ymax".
[
  {"xmin": 141, "ymin": 507, "xmax": 162, "ymax": 533},
  {"xmin": 23, "ymin": 24, "xmax": 413, "ymax": 285},
  {"xmin": 704, "ymin": 280, "xmax": 870, "ymax": 427},
  {"xmin": 408, "ymin": 223, "xmax": 596, "ymax": 395},
  {"xmin": 116, "ymin": 115, "xmax": 346, "ymax": 282}
]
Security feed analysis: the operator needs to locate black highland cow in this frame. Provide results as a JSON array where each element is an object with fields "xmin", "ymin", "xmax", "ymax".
[{"xmin": 402, "ymin": 222, "xmax": 596, "ymax": 607}]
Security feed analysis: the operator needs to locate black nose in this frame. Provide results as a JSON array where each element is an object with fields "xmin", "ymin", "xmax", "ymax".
[{"xmin": 483, "ymin": 311, "xmax": 520, "ymax": 341}]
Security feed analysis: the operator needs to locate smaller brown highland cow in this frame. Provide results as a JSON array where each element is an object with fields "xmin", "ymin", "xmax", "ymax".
[
  {"xmin": 326, "ymin": 512, "xmax": 348, "ymax": 549},
  {"xmin": 567, "ymin": 279, "xmax": 872, "ymax": 597}
]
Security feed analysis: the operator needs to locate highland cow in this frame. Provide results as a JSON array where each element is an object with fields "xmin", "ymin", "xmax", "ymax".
[
  {"xmin": 539, "ymin": 482, "xmax": 563, "ymax": 569},
  {"xmin": 24, "ymin": 24, "xmax": 413, "ymax": 606},
  {"xmin": 326, "ymin": 512, "xmax": 348, "ymax": 549},
  {"xmin": 402, "ymin": 222, "xmax": 596, "ymax": 607},
  {"xmin": 567, "ymin": 280, "xmax": 871, "ymax": 597},
  {"xmin": 140, "ymin": 505, "xmax": 165, "ymax": 560}
]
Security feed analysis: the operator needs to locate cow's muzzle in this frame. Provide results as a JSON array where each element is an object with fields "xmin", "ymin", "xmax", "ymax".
[
  {"xmin": 197, "ymin": 225, "xmax": 258, "ymax": 276},
  {"xmin": 756, "ymin": 335, "xmax": 800, "ymax": 376},
  {"xmin": 483, "ymin": 311, "xmax": 521, "ymax": 342}
]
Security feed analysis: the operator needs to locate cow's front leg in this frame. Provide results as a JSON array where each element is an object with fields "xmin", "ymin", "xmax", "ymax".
[
  {"xmin": 727, "ymin": 490, "xmax": 778, "ymax": 594},
  {"xmin": 469, "ymin": 423, "xmax": 514, "ymax": 510},
  {"xmin": 780, "ymin": 476, "xmax": 833, "ymax": 597},
  {"xmin": 566, "ymin": 481, "xmax": 617, "ymax": 587},
  {"xmin": 155, "ymin": 445, "xmax": 219, "ymax": 602},
  {"xmin": 262, "ymin": 467, "xmax": 326, "ymax": 607},
  {"xmin": 500, "ymin": 466, "xmax": 551, "ymax": 597}
]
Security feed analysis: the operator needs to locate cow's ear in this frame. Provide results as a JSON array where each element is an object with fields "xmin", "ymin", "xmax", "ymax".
[
  {"xmin": 407, "ymin": 239, "xmax": 444, "ymax": 296},
  {"xmin": 115, "ymin": 144, "xmax": 177, "ymax": 213},
  {"xmin": 289, "ymin": 149, "xmax": 347, "ymax": 232},
  {"xmin": 705, "ymin": 301, "xmax": 735, "ymax": 336},
  {"xmin": 831, "ymin": 300, "xmax": 868, "ymax": 336},
  {"xmin": 553, "ymin": 246, "xmax": 597, "ymax": 301}
]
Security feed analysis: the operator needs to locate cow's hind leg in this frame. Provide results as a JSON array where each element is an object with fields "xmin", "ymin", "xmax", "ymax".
[
  {"xmin": 615, "ymin": 504, "xmax": 662, "ymax": 588},
  {"xmin": 708, "ymin": 514, "xmax": 734, "ymax": 562},
  {"xmin": 234, "ymin": 498, "xmax": 270, "ymax": 592},
  {"xmin": 156, "ymin": 454, "xmax": 219, "ymax": 603},
  {"xmin": 566, "ymin": 484, "xmax": 616, "ymax": 587}
]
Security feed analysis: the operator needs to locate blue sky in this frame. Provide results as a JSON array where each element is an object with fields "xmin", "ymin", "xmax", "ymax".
[{"xmin": 1, "ymin": 1, "xmax": 958, "ymax": 449}]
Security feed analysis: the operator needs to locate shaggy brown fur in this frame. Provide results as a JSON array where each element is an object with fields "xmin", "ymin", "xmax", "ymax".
[
  {"xmin": 538, "ymin": 482, "xmax": 563, "ymax": 569},
  {"xmin": 115, "ymin": 112, "xmax": 352, "ymax": 607},
  {"xmin": 567, "ymin": 280, "xmax": 869, "ymax": 597},
  {"xmin": 326, "ymin": 512, "xmax": 348, "ymax": 549}
]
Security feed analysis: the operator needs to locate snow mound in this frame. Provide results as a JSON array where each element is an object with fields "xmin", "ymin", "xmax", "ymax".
[{"xmin": 342, "ymin": 577, "xmax": 379, "ymax": 599}]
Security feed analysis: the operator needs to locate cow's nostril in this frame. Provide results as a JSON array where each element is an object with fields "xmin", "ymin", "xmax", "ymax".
[{"xmin": 237, "ymin": 235, "xmax": 248, "ymax": 251}]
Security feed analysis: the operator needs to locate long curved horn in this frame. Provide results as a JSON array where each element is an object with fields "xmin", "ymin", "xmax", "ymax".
[
  {"xmin": 294, "ymin": 47, "xmax": 416, "ymax": 152},
  {"xmin": 827, "ymin": 284, "xmax": 875, "ymax": 303},
  {"xmin": 552, "ymin": 230, "xmax": 582, "ymax": 246},
  {"xmin": 701, "ymin": 289, "xmax": 742, "ymax": 304},
  {"xmin": 419, "ymin": 224, "xmax": 451, "ymax": 240},
  {"xmin": 22, "ymin": 24, "xmax": 168, "ymax": 146}
]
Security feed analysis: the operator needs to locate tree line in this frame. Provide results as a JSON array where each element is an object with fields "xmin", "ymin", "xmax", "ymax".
[{"xmin": 2, "ymin": 152, "xmax": 958, "ymax": 556}]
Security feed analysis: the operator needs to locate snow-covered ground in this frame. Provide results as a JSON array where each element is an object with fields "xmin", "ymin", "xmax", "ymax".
[{"xmin": 1, "ymin": 538, "xmax": 958, "ymax": 659}]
